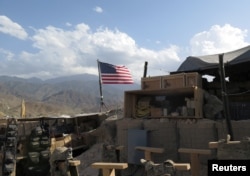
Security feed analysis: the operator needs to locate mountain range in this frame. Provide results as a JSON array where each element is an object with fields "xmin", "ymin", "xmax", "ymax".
[{"xmin": 0, "ymin": 74, "xmax": 139, "ymax": 117}]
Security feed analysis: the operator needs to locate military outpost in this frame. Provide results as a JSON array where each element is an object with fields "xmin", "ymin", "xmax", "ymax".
[{"xmin": 1, "ymin": 46, "xmax": 250, "ymax": 176}]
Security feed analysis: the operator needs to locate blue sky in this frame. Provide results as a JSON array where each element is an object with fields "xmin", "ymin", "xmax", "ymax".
[{"xmin": 0, "ymin": 0, "xmax": 250, "ymax": 82}]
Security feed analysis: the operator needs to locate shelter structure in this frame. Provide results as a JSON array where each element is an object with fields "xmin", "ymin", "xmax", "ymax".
[
  {"xmin": 176, "ymin": 45, "xmax": 250, "ymax": 77},
  {"xmin": 175, "ymin": 45, "xmax": 250, "ymax": 121}
]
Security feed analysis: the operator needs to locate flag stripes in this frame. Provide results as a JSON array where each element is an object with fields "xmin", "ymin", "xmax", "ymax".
[{"xmin": 99, "ymin": 61, "xmax": 133, "ymax": 84}]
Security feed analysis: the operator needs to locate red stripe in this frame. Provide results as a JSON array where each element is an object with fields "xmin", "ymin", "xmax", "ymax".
[{"xmin": 99, "ymin": 61, "xmax": 133, "ymax": 84}]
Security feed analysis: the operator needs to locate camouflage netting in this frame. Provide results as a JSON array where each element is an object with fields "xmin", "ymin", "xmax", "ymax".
[{"xmin": 141, "ymin": 159, "xmax": 176, "ymax": 176}]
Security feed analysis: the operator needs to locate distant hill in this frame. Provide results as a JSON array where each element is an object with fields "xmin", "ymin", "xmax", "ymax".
[{"xmin": 0, "ymin": 74, "xmax": 139, "ymax": 117}]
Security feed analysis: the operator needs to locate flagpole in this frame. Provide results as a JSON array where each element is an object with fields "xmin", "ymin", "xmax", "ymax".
[{"xmin": 97, "ymin": 59, "xmax": 104, "ymax": 112}]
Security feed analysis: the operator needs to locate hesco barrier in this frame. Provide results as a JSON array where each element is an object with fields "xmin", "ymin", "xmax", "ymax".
[
  {"xmin": 116, "ymin": 118, "xmax": 250, "ymax": 164},
  {"xmin": 143, "ymin": 119, "xmax": 178, "ymax": 163},
  {"xmin": 116, "ymin": 118, "xmax": 143, "ymax": 163}
]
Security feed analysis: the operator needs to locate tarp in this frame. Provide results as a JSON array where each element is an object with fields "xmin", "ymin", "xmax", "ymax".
[{"xmin": 176, "ymin": 45, "xmax": 250, "ymax": 75}]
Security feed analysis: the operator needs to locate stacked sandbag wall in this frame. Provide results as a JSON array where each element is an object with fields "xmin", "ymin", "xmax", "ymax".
[
  {"xmin": 216, "ymin": 120, "xmax": 250, "ymax": 160},
  {"xmin": 17, "ymin": 121, "xmax": 40, "ymax": 137},
  {"xmin": 76, "ymin": 143, "xmax": 104, "ymax": 176},
  {"xmin": 177, "ymin": 119, "xmax": 218, "ymax": 176},
  {"xmin": 116, "ymin": 118, "xmax": 143, "ymax": 163},
  {"xmin": 116, "ymin": 118, "xmax": 144, "ymax": 176},
  {"xmin": 143, "ymin": 119, "xmax": 178, "ymax": 163},
  {"xmin": 216, "ymin": 120, "xmax": 250, "ymax": 140}
]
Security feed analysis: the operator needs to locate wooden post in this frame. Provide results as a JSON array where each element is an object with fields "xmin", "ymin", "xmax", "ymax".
[
  {"xmin": 92, "ymin": 162, "xmax": 128, "ymax": 176},
  {"xmin": 143, "ymin": 61, "xmax": 148, "ymax": 78},
  {"xmin": 190, "ymin": 153, "xmax": 200, "ymax": 176},
  {"xmin": 209, "ymin": 141, "xmax": 241, "ymax": 149},
  {"xmin": 178, "ymin": 148, "xmax": 211, "ymax": 176},
  {"xmin": 218, "ymin": 54, "xmax": 234, "ymax": 140},
  {"xmin": 172, "ymin": 163, "xmax": 191, "ymax": 171},
  {"xmin": 135, "ymin": 146, "xmax": 164, "ymax": 161},
  {"xmin": 69, "ymin": 160, "xmax": 81, "ymax": 176}
]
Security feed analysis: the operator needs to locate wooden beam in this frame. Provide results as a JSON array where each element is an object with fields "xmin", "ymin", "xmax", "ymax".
[
  {"xmin": 178, "ymin": 148, "xmax": 211, "ymax": 176},
  {"xmin": 172, "ymin": 163, "xmax": 191, "ymax": 171},
  {"xmin": 136, "ymin": 146, "xmax": 164, "ymax": 161},
  {"xmin": 190, "ymin": 153, "xmax": 200, "ymax": 176},
  {"xmin": 135, "ymin": 146, "xmax": 164, "ymax": 153},
  {"xmin": 69, "ymin": 160, "xmax": 81, "ymax": 176},
  {"xmin": 92, "ymin": 162, "xmax": 128, "ymax": 170},
  {"xmin": 178, "ymin": 148, "xmax": 211, "ymax": 155},
  {"xmin": 209, "ymin": 141, "xmax": 241, "ymax": 149},
  {"xmin": 69, "ymin": 160, "xmax": 81, "ymax": 166},
  {"xmin": 92, "ymin": 162, "xmax": 128, "ymax": 176}
]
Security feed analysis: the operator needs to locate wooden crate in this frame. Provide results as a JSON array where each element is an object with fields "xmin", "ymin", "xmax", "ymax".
[
  {"xmin": 162, "ymin": 74, "xmax": 185, "ymax": 89},
  {"xmin": 185, "ymin": 72, "xmax": 202, "ymax": 88},
  {"xmin": 141, "ymin": 76, "xmax": 162, "ymax": 90},
  {"xmin": 124, "ymin": 91, "xmax": 138, "ymax": 118},
  {"xmin": 124, "ymin": 87, "xmax": 204, "ymax": 118}
]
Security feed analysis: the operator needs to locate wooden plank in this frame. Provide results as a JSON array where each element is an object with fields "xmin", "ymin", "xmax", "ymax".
[
  {"xmin": 69, "ymin": 160, "xmax": 81, "ymax": 176},
  {"xmin": 178, "ymin": 148, "xmax": 211, "ymax": 176},
  {"xmin": 144, "ymin": 151, "xmax": 152, "ymax": 160},
  {"xmin": 209, "ymin": 141, "xmax": 241, "ymax": 149},
  {"xmin": 135, "ymin": 146, "xmax": 164, "ymax": 153},
  {"xmin": 141, "ymin": 76, "xmax": 162, "ymax": 90},
  {"xmin": 92, "ymin": 162, "xmax": 128, "ymax": 170},
  {"xmin": 136, "ymin": 146, "xmax": 164, "ymax": 161},
  {"xmin": 173, "ymin": 163, "xmax": 191, "ymax": 171},
  {"xmin": 162, "ymin": 74, "xmax": 185, "ymax": 89},
  {"xmin": 103, "ymin": 168, "xmax": 115, "ymax": 176},
  {"xmin": 190, "ymin": 153, "xmax": 200, "ymax": 176},
  {"xmin": 69, "ymin": 160, "xmax": 81, "ymax": 166},
  {"xmin": 185, "ymin": 72, "xmax": 202, "ymax": 88},
  {"xmin": 178, "ymin": 148, "xmax": 211, "ymax": 155}
]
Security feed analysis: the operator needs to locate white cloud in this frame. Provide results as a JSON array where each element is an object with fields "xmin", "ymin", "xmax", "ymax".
[
  {"xmin": 1, "ymin": 18, "xmax": 249, "ymax": 83},
  {"xmin": 0, "ymin": 15, "xmax": 28, "ymax": 40},
  {"xmin": 190, "ymin": 24, "xmax": 249, "ymax": 56},
  {"xmin": 93, "ymin": 6, "xmax": 103, "ymax": 13},
  {"xmin": 0, "ymin": 22, "xmax": 181, "ymax": 81}
]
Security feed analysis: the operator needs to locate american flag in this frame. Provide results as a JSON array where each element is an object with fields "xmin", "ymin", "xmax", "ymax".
[{"xmin": 98, "ymin": 61, "xmax": 133, "ymax": 84}]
